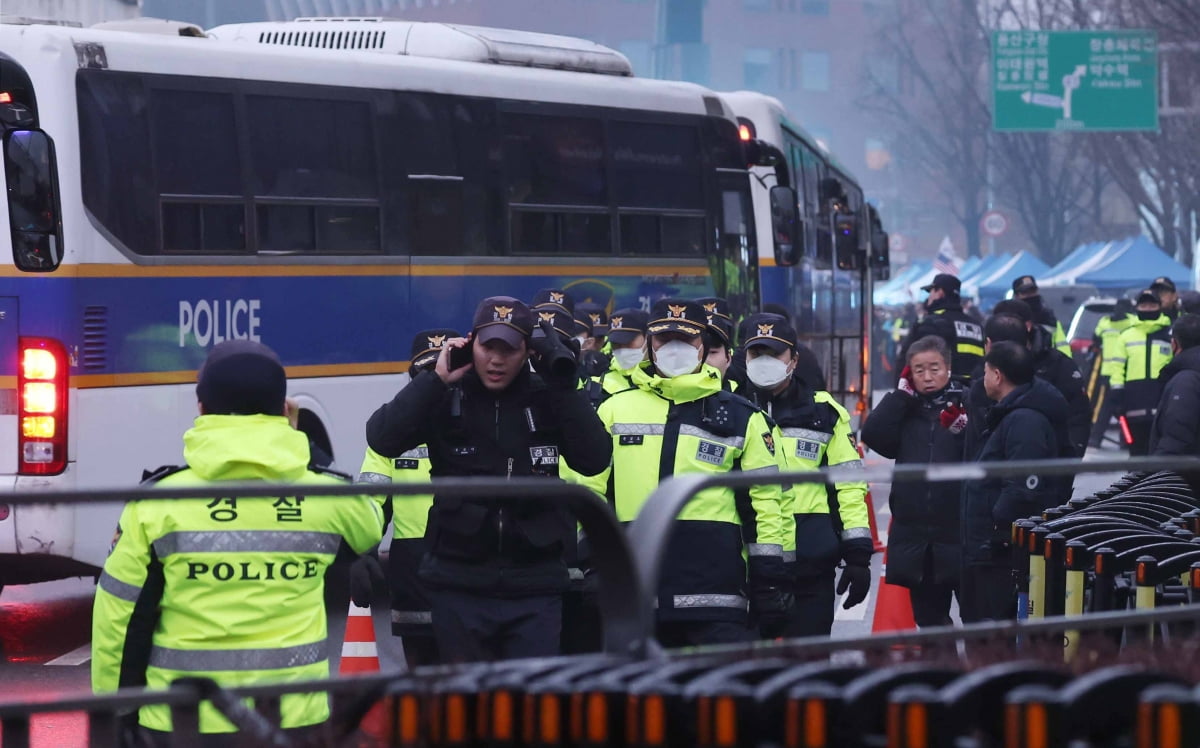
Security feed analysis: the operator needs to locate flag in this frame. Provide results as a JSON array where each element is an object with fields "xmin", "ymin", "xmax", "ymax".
[{"xmin": 933, "ymin": 236, "xmax": 959, "ymax": 275}]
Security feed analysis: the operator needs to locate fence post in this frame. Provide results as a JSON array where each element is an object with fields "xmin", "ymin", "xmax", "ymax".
[
  {"xmin": 1028, "ymin": 526, "xmax": 1050, "ymax": 619},
  {"xmin": 1063, "ymin": 540, "xmax": 1088, "ymax": 663}
]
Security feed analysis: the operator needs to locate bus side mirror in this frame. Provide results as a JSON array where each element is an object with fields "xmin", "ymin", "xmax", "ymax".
[
  {"xmin": 834, "ymin": 211, "xmax": 860, "ymax": 270},
  {"xmin": 4, "ymin": 129, "xmax": 62, "ymax": 272},
  {"xmin": 769, "ymin": 185, "xmax": 802, "ymax": 267},
  {"xmin": 871, "ymin": 230, "xmax": 890, "ymax": 273}
]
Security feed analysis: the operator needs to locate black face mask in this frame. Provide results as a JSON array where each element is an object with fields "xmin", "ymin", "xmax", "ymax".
[
  {"xmin": 1137, "ymin": 310, "xmax": 1161, "ymax": 321},
  {"xmin": 1024, "ymin": 295, "xmax": 1043, "ymax": 312}
]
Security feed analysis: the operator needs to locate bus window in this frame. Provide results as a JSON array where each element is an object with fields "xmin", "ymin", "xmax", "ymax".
[
  {"xmin": 502, "ymin": 113, "xmax": 606, "ymax": 207},
  {"xmin": 5, "ymin": 129, "xmax": 62, "ymax": 271},
  {"xmin": 717, "ymin": 174, "xmax": 757, "ymax": 316},
  {"xmin": 610, "ymin": 121, "xmax": 702, "ymax": 210}
]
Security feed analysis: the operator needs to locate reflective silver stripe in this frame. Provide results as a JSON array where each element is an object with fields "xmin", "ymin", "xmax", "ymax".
[
  {"xmin": 672, "ymin": 594, "xmax": 748, "ymax": 610},
  {"xmin": 779, "ymin": 428, "xmax": 832, "ymax": 443},
  {"xmin": 149, "ymin": 640, "xmax": 326, "ymax": 672},
  {"xmin": 357, "ymin": 471, "xmax": 391, "ymax": 484},
  {"xmin": 743, "ymin": 465, "xmax": 780, "ymax": 476},
  {"xmin": 399, "ymin": 447, "xmax": 429, "ymax": 460},
  {"xmin": 391, "ymin": 611, "xmax": 433, "ymax": 625},
  {"xmin": 782, "ymin": 550, "xmax": 796, "ymax": 563},
  {"xmin": 98, "ymin": 571, "xmax": 142, "ymax": 603},
  {"xmin": 1125, "ymin": 341, "xmax": 1147, "ymax": 348},
  {"xmin": 153, "ymin": 531, "xmax": 343, "ymax": 558},
  {"xmin": 747, "ymin": 543, "xmax": 783, "ymax": 558},
  {"xmin": 612, "ymin": 423, "xmax": 666, "ymax": 436},
  {"xmin": 679, "ymin": 425, "xmax": 745, "ymax": 449},
  {"xmin": 1126, "ymin": 409, "xmax": 1152, "ymax": 418},
  {"xmin": 833, "ymin": 459, "xmax": 865, "ymax": 470},
  {"xmin": 568, "ymin": 567, "xmax": 586, "ymax": 581},
  {"xmin": 842, "ymin": 527, "xmax": 874, "ymax": 541}
]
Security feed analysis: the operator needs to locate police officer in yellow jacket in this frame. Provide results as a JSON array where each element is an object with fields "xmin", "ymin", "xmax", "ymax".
[
  {"xmin": 357, "ymin": 328, "xmax": 459, "ymax": 668},
  {"xmin": 741, "ymin": 313, "xmax": 873, "ymax": 637},
  {"xmin": 1088, "ymin": 299, "xmax": 1134, "ymax": 447},
  {"xmin": 92, "ymin": 341, "xmax": 384, "ymax": 744},
  {"xmin": 1110, "ymin": 290, "xmax": 1174, "ymax": 455},
  {"xmin": 579, "ymin": 298, "xmax": 792, "ymax": 647},
  {"xmin": 584, "ymin": 308, "xmax": 649, "ymax": 408}
]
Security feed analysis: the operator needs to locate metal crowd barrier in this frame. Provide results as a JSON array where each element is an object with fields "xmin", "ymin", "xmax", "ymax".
[{"xmin": 3, "ymin": 457, "xmax": 1200, "ymax": 747}]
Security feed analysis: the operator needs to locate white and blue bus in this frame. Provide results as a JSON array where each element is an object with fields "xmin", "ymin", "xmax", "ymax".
[
  {"xmin": 720, "ymin": 91, "xmax": 889, "ymax": 417},
  {"xmin": 0, "ymin": 17, "xmax": 770, "ymax": 585}
]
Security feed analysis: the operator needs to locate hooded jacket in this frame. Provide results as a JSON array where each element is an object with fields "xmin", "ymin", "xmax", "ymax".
[
  {"xmin": 1149, "ymin": 345, "xmax": 1200, "ymax": 457},
  {"xmin": 861, "ymin": 380, "xmax": 967, "ymax": 586},
  {"xmin": 1028, "ymin": 325, "xmax": 1091, "ymax": 456},
  {"xmin": 962, "ymin": 378, "xmax": 1070, "ymax": 565}
]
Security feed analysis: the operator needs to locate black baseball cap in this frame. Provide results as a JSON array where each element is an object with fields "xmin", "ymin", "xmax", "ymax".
[
  {"xmin": 1151, "ymin": 276, "xmax": 1176, "ymax": 292},
  {"xmin": 696, "ymin": 296, "xmax": 734, "ymax": 346},
  {"xmin": 1136, "ymin": 289, "xmax": 1161, "ymax": 306},
  {"xmin": 531, "ymin": 288, "xmax": 574, "ymax": 315},
  {"xmin": 647, "ymin": 298, "xmax": 706, "ymax": 338},
  {"xmin": 1012, "ymin": 275, "xmax": 1038, "ymax": 294},
  {"xmin": 607, "ymin": 308, "xmax": 649, "ymax": 345},
  {"xmin": 532, "ymin": 305, "xmax": 576, "ymax": 339},
  {"xmin": 196, "ymin": 340, "xmax": 287, "ymax": 416},
  {"xmin": 410, "ymin": 328, "xmax": 460, "ymax": 372},
  {"xmin": 576, "ymin": 302, "xmax": 609, "ymax": 336},
  {"xmin": 472, "ymin": 296, "xmax": 534, "ymax": 347},
  {"xmin": 922, "ymin": 273, "xmax": 961, "ymax": 294},
  {"xmin": 742, "ymin": 313, "xmax": 798, "ymax": 355}
]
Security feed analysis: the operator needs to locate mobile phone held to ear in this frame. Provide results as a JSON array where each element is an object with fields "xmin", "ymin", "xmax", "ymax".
[{"xmin": 449, "ymin": 342, "xmax": 473, "ymax": 370}]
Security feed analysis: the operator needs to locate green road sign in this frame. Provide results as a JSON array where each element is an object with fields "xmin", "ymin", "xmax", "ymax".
[{"xmin": 992, "ymin": 30, "xmax": 1158, "ymax": 132}]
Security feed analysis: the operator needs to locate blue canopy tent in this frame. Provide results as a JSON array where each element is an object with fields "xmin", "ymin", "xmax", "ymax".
[
  {"xmin": 1040, "ymin": 240, "xmax": 1126, "ymax": 286},
  {"xmin": 1074, "ymin": 236, "xmax": 1193, "ymax": 291},
  {"xmin": 874, "ymin": 261, "xmax": 931, "ymax": 306},
  {"xmin": 974, "ymin": 251, "xmax": 1053, "ymax": 311},
  {"xmin": 958, "ymin": 253, "xmax": 1012, "ymax": 296}
]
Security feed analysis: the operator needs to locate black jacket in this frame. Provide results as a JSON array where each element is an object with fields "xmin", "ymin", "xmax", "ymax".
[
  {"xmin": 366, "ymin": 368, "xmax": 612, "ymax": 595},
  {"xmin": 1029, "ymin": 327, "xmax": 1091, "ymax": 456},
  {"xmin": 962, "ymin": 378, "xmax": 1070, "ymax": 566},
  {"xmin": 862, "ymin": 381, "xmax": 966, "ymax": 587},
  {"xmin": 900, "ymin": 297, "xmax": 984, "ymax": 381},
  {"xmin": 1150, "ymin": 346, "xmax": 1200, "ymax": 457}
]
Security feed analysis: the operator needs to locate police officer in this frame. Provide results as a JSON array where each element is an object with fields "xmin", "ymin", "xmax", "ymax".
[
  {"xmin": 1089, "ymin": 299, "xmax": 1134, "ymax": 448},
  {"xmin": 576, "ymin": 301, "xmax": 612, "ymax": 378},
  {"xmin": 1011, "ymin": 275, "xmax": 1069, "ymax": 355},
  {"xmin": 1110, "ymin": 290, "xmax": 1174, "ymax": 456},
  {"xmin": 697, "ymin": 296, "xmax": 736, "ymax": 381},
  {"xmin": 741, "ymin": 313, "xmax": 872, "ymax": 636},
  {"xmin": 731, "ymin": 311, "xmax": 827, "ymax": 392},
  {"xmin": 584, "ymin": 307, "xmax": 649, "ymax": 408},
  {"xmin": 579, "ymin": 298, "xmax": 791, "ymax": 647},
  {"xmin": 366, "ymin": 297, "xmax": 611, "ymax": 662},
  {"xmin": 1152, "ymin": 276, "xmax": 1180, "ymax": 320},
  {"xmin": 93, "ymin": 341, "xmax": 384, "ymax": 745},
  {"xmin": 356, "ymin": 328, "xmax": 459, "ymax": 668},
  {"xmin": 900, "ymin": 273, "xmax": 984, "ymax": 381}
]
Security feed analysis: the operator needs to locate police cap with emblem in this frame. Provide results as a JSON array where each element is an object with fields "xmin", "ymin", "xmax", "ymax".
[
  {"xmin": 1011, "ymin": 275, "xmax": 1038, "ymax": 294},
  {"xmin": 741, "ymin": 312, "xmax": 798, "ymax": 355},
  {"xmin": 607, "ymin": 308, "xmax": 650, "ymax": 345},
  {"xmin": 472, "ymin": 296, "xmax": 535, "ymax": 347},
  {"xmin": 576, "ymin": 302, "xmax": 609, "ymax": 337},
  {"xmin": 648, "ymin": 298, "xmax": 707, "ymax": 338},
  {"xmin": 1136, "ymin": 289, "xmax": 1161, "ymax": 306},
  {"xmin": 410, "ymin": 328, "xmax": 461, "ymax": 374},
  {"xmin": 531, "ymin": 304, "xmax": 577, "ymax": 340},
  {"xmin": 695, "ymin": 296, "xmax": 734, "ymax": 347},
  {"xmin": 922, "ymin": 273, "xmax": 962, "ymax": 294},
  {"xmin": 196, "ymin": 340, "xmax": 287, "ymax": 416},
  {"xmin": 1151, "ymin": 276, "xmax": 1177, "ymax": 293},
  {"xmin": 531, "ymin": 288, "xmax": 575, "ymax": 315}
]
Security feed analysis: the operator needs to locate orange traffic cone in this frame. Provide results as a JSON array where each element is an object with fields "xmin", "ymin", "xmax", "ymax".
[
  {"xmin": 870, "ymin": 518, "xmax": 917, "ymax": 634},
  {"xmin": 340, "ymin": 603, "xmax": 386, "ymax": 739}
]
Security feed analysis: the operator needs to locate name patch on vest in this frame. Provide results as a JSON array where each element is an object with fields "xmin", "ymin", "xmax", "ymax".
[
  {"xmin": 696, "ymin": 440, "xmax": 727, "ymax": 466},
  {"xmin": 452, "ymin": 446, "xmax": 477, "ymax": 457},
  {"xmin": 795, "ymin": 440, "xmax": 822, "ymax": 462},
  {"xmin": 393, "ymin": 459, "xmax": 420, "ymax": 470},
  {"xmin": 619, "ymin": 434, "xmax": 644, "ymax": 446},
  {"xmin": 954, "ymin": 320, "xmax": 984, "ymax": 342},
  {"xmin": 530, "ymin": 445, "xmax": 559, "ymax": 466}
]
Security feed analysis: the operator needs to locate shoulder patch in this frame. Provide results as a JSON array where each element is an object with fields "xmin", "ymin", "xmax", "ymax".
[{"xmin": 762, "ymin": 431, "xmax": 776, "ymax": 456}]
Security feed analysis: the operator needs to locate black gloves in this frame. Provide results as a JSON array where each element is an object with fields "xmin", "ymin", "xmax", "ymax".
[
  {"xmin": 836, "ymin": 541, "xmax": 873, "ymax": 610},
  {"xmin": 530, "ymin": 320, "xmax": 579, "ymax": 388},
  {"xmin": 751, "ymin": 584, "xmax": 794, "ymax": 637},
  {"xmin": 349, "ymin": 554, "xmax": 386, "ymax": 608}
]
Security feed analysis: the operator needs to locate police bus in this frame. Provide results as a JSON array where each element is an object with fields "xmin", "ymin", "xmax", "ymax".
[
  {"xmin": 0, "ymin": 16, "xmax": 776, "ymax": 586},
  {"xmin": 720, "ymin": 91, "xmax": 889, "ymax": 417}
]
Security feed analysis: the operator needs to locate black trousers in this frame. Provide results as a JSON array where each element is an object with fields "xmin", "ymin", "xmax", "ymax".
[
  {"xmin": 561, "ymin": 586, "xmax": 603, "ymax": 654},
  {"xmin": 430, "ymin": 587, "xmax": 562, "ymax": 663},
  {"xmin": 907, "ymin": 547, "xmax": 959, "ymax": 628},
  {"xmin": 1127, "ymin": 418, "xmax": 1153, "ymax": 457},
  {"xmin": 959, "ymin": 564, "xmax": 1017, "ymax": 624},
  {"xmin": 784, "ymin": 563, "xmax": 836, "ymax": 638},
  {"xmin": 656, "ymin": 619, "xmax": 752, "ymax": 649},
  {"xmin": 399, "ymin": 630, "xmax": 439, "ymax": 669}
]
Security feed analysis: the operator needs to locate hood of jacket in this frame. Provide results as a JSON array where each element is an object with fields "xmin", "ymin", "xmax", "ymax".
[
  {"xmin": 182, "ymin": 414, "xmax": 312, "ymax": 482},
  {"xmin": 1160, "ymin": 345, "xmax": 1200, "ymax": 382},
  {"xmin": 632, "ymin": 361, "xmax": 722, "ymax": 404},
  {"xmin": 1130, "ymin": 313, "xmax": 1171, "ymax": 333},
  {"xmin": 925, "ymin": 296, "xmax": 963, "ymax": 315},
  {"xmin": 986, "ymin": 377, "xmax": 1069, "ymax": 432}
]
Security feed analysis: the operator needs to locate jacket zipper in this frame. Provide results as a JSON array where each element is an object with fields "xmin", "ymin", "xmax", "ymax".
[{"xmin": 497, "ymin": 398, "xmax": 507, "ymax": 554}]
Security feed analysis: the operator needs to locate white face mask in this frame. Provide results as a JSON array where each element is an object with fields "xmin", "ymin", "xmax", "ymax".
[
  {"xmin": 574, "ymin": 335, "xmax": 588, "ymax": 348},
  {"xmin": 654, "ymin": 340, "xmax": 702, "ymax": 378},
  {"xmin": 747, "ymin": 355, "xmax": 792, "ymax": 388},
  {"xmin": 613, "ymin": 346, "xmax": 646, "ymax": 372}
]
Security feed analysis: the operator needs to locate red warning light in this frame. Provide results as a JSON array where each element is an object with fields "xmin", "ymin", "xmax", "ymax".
[{"xmin": 0, "ymin": 92, "xmax": 12, "ymax": 104}]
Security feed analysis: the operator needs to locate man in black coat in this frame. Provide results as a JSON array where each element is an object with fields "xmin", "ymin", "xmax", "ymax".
[
  {"xmin": 365, "ymin": 296, "xmax": 612, "ymax": 662},
  {"xmin": 1150, "ymin": 314, "xmax": 1200, "ymax": 456},
  {"xmin": 961, "ymin": 342, "xmax": 1070, "ymax": 623},
  {"xmin": 862, "ymin": 335, "xmax": 966, "ymax": 627},
  {"xmin": 898, "ymin": 273, "xmax": 984, "ymax": 381}
]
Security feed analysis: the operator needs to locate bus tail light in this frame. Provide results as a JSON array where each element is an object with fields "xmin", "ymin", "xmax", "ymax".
[{"xmin": 18, "ymin": 337, "xmax": 68, "ymax": 475}]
